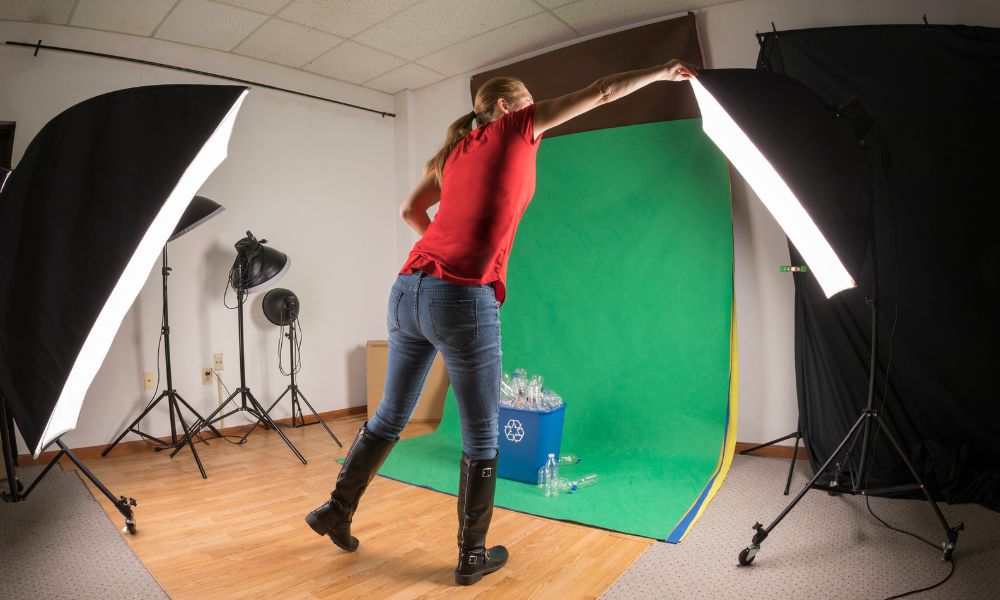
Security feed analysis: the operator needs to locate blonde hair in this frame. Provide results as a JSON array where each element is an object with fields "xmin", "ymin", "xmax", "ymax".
[{"xmin": 424, "ymin": 76, "xmax": 528, "ymax": 185}]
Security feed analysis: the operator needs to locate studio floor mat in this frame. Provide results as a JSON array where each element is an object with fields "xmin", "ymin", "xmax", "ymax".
[
  {"xmin": 0, "ymin": 465, "xmax": 168, "ymax": 600},
  {"xmin": 601, "ymin": 455, "xmax": 1000, "ymax": 599}
]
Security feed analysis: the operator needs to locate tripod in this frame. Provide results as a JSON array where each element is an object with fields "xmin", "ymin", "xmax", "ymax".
[
  {"xmin": 258, "ymin": 320, "xmax": 341, "ymax": 445},
  {"xmin": 2, "ymin": 392, "xmax": 138, "ymax": 533},
  {"xmin": 170, "ymin": 286, "xmax": 306, "ymax": 465},
  {"xmin": 738, "ymin": 142, "xmax": 964, "ymax": 566},
  {"xmin": 103, "ymin": 247, "xmax": 221, "ymax": 479},
  {"xmin": 739, "ymin": 430, "xmax": 803, "ymax": 495}
]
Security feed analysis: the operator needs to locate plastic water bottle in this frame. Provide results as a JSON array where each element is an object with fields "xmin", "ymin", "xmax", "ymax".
[
  {"xmin": 557, "ymin": 473, "xmax": 599, "ymax": 493},
  {"xmin": 558, "ymin": 454, "xmax": 581, "ymax": 465},
  {"xmin": 512, "ymin": 369, "xmax": 527, "ymax": 395},
  {"xmin": 541, "ymin": 453, "xmax": 559, "ymax": 497}
]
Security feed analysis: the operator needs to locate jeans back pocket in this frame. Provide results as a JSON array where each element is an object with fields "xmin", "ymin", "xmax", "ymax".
[
  {"xmin": 429, "ymin": 298, "xmax": 478, "ymax": 351},
  {"xmin": 387, "ymin": 288, "xmax": 403, "ymax": 332}
]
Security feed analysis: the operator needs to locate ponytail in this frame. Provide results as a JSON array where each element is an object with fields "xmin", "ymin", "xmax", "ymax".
[
  {"xmin": 423, "ymin": 76, "xmax": 529, "ymax": 186},
  {"xmin": 424, "ymin": 111, "xmax": 477, "ymax": 185}
]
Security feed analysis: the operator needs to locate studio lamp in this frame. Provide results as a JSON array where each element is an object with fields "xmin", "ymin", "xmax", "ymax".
[
  {"xmin": 171, "ymin": 232, "xmax": 307, "ymax": 466},
  {"xmin": 259, "ymin": 289, "xmax": 341, "ymax": 446},
  {"xmin": 0, "ymin": 84, "xmax": 249, "ymax": 533},
  {"xmin": 689, "ymin": 69, "xmax": 962, "ymax": 565},
  {"xmin": 102, "ymin": 196, "xmax": 227, "ymax": 479}
]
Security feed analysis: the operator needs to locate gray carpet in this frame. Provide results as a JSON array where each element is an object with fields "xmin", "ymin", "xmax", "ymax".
[
  {"xmin": 0, "ymin": 465, "xmax": 169, "ymax": 600},
  {"xmin": 602, "ymin": 455, "xmax": 1000, "ymax": 600}
]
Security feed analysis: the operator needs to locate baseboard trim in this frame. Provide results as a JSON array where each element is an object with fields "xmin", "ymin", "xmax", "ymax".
[
  {"xmin": 17, "ymin": 405, "xmax": 367, "ymax": 467},
  {"xmin": 735, "ymin": 441, "xmax": 808, "ymax": 460}
]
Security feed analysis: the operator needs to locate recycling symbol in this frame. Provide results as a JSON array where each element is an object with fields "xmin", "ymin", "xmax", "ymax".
[{"xmin": 504, "ymin": 419, "xmax": 525, "ymax": 443}]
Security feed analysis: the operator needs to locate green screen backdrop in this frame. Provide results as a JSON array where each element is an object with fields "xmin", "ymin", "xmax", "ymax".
[{"xmin": 374, "ymin": 118, "xmax": 734, "ymax": 540}]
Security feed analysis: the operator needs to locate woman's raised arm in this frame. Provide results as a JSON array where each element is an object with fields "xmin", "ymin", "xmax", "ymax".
[{"xmin": 533, "ymin": 60, "xmax": 697, "ymax": 140}]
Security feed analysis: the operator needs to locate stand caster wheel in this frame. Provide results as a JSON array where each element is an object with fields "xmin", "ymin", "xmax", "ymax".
[
  {"xmin": 738, "ymin": 546, "xmax": 757, "ymax": 566},
  {"xmin": 123, "ymin": 520, "xmax": 137, "ymax": 535}
]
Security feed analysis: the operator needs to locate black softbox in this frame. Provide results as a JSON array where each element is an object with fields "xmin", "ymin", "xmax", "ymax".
[{"xmin": 0, "ymin": 84, "xmax": 248, "ymax": 457}]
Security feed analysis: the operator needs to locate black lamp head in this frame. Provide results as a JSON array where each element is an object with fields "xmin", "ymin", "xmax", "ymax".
[
  {"xmin": 229, "ymin": 231, "xmax": 290, "ymax": 294},
  {"xmin": 262, "ymin": 288, "xmax": 299, "ymax": 326},
  {"xmin": 169, "ymin": 195, "xmax": 225, "ymax": 241}
]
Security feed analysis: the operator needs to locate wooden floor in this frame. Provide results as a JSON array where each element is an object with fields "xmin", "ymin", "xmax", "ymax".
[{"xmin": 68, "ymin": 415, "xmax": 652, "ymax": 599}]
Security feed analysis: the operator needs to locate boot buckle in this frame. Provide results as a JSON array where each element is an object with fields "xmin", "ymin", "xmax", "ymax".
[{"xmin": 481, "ymin": 467, "xmax": 493, "ymax": 478}]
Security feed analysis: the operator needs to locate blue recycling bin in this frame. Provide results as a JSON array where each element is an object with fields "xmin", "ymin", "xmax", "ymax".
[{"xmin": 497, "ymin": 403, "xmax": 566, "ymax": 483}]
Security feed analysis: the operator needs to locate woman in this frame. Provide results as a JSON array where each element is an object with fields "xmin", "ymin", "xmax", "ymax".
[{"xmin": 307, "ymin": 59, "xmax": 696, "ymax": 586}]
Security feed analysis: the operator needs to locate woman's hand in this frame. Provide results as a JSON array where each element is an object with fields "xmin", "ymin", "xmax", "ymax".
[{"xmin": 662, "ymin": 59, "xmax": 698, "ymax": 82}]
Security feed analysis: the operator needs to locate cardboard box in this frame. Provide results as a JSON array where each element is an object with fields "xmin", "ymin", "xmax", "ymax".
[{"xmin": 366, "ymin": 340, "xmax": 448, "ymax": 423}]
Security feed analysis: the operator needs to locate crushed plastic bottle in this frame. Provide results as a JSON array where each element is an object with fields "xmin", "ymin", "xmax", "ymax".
[
  {"xmin": 501, "ymin": 369, "xmax": 564, "ymax": 412},
  {"xmin": 556, "ymin": 473, "xmax": 599, "ymax": 493},
  {"xmin": 557, "ymin": 454, "xmax": 581, "ymax": 465}
]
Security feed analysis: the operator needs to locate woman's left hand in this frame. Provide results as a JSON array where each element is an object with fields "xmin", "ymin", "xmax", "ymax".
[{"xmin": 662, "ymin": 59, "xmax": 699, "ymax": 82}]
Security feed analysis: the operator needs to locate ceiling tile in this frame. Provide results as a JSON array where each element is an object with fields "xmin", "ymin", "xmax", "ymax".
[
  {"xmin": 71, "ymin": 0, "xmax": 176, "ymax": 36},
  {"xmin": 553, "ymin": 0, "xmax": 699, "ymax": 36},
  {"xmin": 234, "ymin": 18, "xmax": 341, "ymax": 67},
  {"xmin": 155, "ymin": 0, "xmax": 268, "ymax": 51},
  {"xmin": 365, "ymin": 63, "xmax": 444, "ymax": 94},
  {"xmin": 0, "ymin": 0, "xmax": 74, "ymax": 24},
  {"xmin": 417, "ymin": 13, "xmax": 576, "ymax": 77},
  {"xmin": 279, "ymin": 0, "xmax": 424, "ymax": 38},
  {"xmin": 354, "ymin": 0, "xmax": 543, "ymax": 61},
  {"xmin": 211, "ymin": 0, "xmax": 292, "ymax": 14},
  {"xmin": 303, "ymin": 40, "xmax": 405, "ymax": 85}
]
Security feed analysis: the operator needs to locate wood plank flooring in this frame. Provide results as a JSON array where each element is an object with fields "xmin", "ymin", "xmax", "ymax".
[{"xmin": 67, "ymin": 415, "xmax": 651, "ymax": 599}]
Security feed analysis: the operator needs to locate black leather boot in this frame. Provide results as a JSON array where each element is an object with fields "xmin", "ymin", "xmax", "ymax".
[
  {"xmin": 455, "ymin": 452, "xmax": 509, "ymax": 585},
  {"xmin": 305, "ymin": 425, "xmax": 396, "ymax": 552}
]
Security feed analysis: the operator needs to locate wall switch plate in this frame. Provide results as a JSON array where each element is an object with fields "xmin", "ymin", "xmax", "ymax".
[
  {"xmin": 202, "ymin": 368, "xmax": 213, "ymax": 385},
  {"xmin": 143, "ymin": 371, "xmax": 155, "ymax": 390},
  {"xmin": 213, "ymin": 353, "xmax": 223, "ymax": 371}
]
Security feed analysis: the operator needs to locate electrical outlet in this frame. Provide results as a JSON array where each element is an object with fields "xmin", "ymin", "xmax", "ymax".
[
  {"xmin": 143, "ymin": 371, "xmax": 155, "ymax": 390},
  {"xmin": 202, "ymin": 368, "xmax": 213, "ymax": 385},
  {"xmin": 213, "ymin": 353, "xmax": 223, "ymax": 371}
]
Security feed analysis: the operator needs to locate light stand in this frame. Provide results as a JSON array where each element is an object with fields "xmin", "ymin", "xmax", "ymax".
[
  {"xmin": 259, "ymin": 289, "xmax": 341, "ymax": 446},
  {"xmin": 687, "ymin": 70, "xmax": 963, "ymax": 566},
  {"xmin": 739, "ymin": 290, "xmax": 963, "ymax": 564},
  {"xmin": 103, "ymin": 197, "xmax": 226, "ymax": 478},
  {"xmin": 170, "ymin": 233, "xmax": 306, "ymax": 466},
  {"xmin": 2, "ymin": 392, "xmax": 137, "ymax": 533}
]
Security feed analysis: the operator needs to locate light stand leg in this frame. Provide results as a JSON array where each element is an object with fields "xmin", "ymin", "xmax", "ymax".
[
  {"xmin": 871, "ymin": 413, "xmax": 963, "ymax": 557},
  {"xmin": 169, "ymin": 386, "xmax": 243, "ymax": 460},
  {"xmin": 102, "ymin": 391, "xmax": 172, "ymax": 455},
  {"xmin": 57, "ymin": 440, "xmax": 137, "ymax": 534},
  {"xmin": 740, "ymin": 430, "xmax": 803, "ymax": 495},
  {"xmin": 1, "ymin": 394, "xmax": 25, "ymax": 501},
  {"xmin": 171, "ymin": 405, "xmax": 207, "ymax": 479},
  {"xmin": 294, "ymin": 389, "xmax": 342, "ymax": 447},
  {"xmin": 738, "ymin": 411, "xmax": 869, "ymax": 565},
  {"xmin": 238, "ymin": 390, "xmax": 306, "ymax": 464}
]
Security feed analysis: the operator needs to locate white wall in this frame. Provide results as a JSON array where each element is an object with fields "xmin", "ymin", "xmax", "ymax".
[
  {"xmin": 392, "ymin": 0, "xmax": 1000, "ymax": 446},
  {"xmin": 1, "ymin": 21, "xmax": 398, "ymax": 453}
]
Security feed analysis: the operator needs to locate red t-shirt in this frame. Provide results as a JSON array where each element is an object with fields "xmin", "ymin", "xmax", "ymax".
[{"xmin": 400, "ymin": 104, "xmax": 542, "ymax": 304}]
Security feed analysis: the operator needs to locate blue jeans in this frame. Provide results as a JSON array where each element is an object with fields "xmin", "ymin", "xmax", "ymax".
[{"xmin": 367, "ymin": 271, "xmax": 502, "ymax": 460}]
